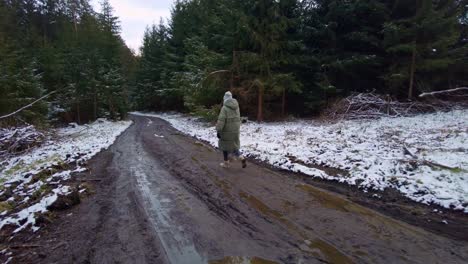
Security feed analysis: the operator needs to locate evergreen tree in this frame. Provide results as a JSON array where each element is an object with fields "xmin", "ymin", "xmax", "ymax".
[
  {"xmin": 237, "ymin": 0, "xmax": 300, "ymax": 121},
  {"xmin": 383, "ymin": 0, "xmax": 460, "ymax": 98},
  {"xmin": 0, "ymin": 0, "xmax": 135, "ymax": 125},
  {"xmin": 134, "ymin": 22, "xmax": 170, "ymax": 110},
  {"xmin": 3, "ymin": 0, "xmax": 464, "ymax": 124}
]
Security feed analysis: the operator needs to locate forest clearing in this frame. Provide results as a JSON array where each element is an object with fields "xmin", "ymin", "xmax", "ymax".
[{"xmin": 1, "ymin": 0, "xmax": 467, "ymax": 263}]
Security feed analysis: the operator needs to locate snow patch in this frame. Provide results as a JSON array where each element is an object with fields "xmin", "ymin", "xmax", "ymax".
[
  {"xmin": 0, "ymin": 119, "xmax": 132, "ymax": 232},
  {"xmin": 0, "ymin": 185, "xmax": 70, "ymax": 233}
]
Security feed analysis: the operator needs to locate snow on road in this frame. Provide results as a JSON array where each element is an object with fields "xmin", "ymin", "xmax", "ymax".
[
  {"xmin": 132, "ymin": 110, "xmax": 468, "ymax": 213},
  {"xmin": 0, "ymin": 119, "xmax": 132, "ymax": 233}
]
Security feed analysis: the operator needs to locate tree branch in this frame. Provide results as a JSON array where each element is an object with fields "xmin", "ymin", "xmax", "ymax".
[
  {"xmin": 0, "ymin": 91, "xmax": 57, "ymax": 120},
  {"xmin": 419, "ymin": 87, "xmax": 468, "ymax": 97},
  {"xmin": 206, "ymin": 70, "xmax": 230, "ymax": 78}
]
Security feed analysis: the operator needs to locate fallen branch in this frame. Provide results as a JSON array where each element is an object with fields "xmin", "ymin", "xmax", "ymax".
[
  {"xmin": 324, "ymin": 91, "xmax": 466, "ymax": 120},
  {"xmin": 0, "ymin": 125, "xmax": 45, "ymax": 157},
  {"xmin": 419, "ymin": 87, "xmax": 468, "ymax": 98},
  {"xmin": 200, "ymin": 70, "xmax": 231, "ymax": 87},
  {"xmin": 0, "ymin": 91, "xmax": 57, "ymax": 120},
  {"xmin": 402, "ymin": 146, "xmax": 457, "ymax": 170},
  {"xmin": 403, "ymin": 146, "xmax": 417, "ymax": 159},
  {"xmin": 421, "ymin": 160, "xmax": 457, "ymax": 171},
  {"xmin": 206, "ymin": 69, "xmax": 230, "ymax": 78}
]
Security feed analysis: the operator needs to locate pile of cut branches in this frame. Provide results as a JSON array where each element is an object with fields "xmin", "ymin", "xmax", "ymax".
[
  {"xmin": 0, "ymin": 126, "xmax": 45, "ymax": 159},
  {"xmin": 324, "ymin": 88, "xmax": 468, "ymax": 120}
]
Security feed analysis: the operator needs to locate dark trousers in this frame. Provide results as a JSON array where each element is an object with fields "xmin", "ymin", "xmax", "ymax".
[{"xmin": 223, "ymin": 150, "xmax": 241, "ymax": 161}]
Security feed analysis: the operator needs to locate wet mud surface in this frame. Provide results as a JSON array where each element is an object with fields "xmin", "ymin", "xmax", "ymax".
[
  {"xmin": 7, "ymin": 115, "xmax": 468, "ymax": 263},
  {"xmin": 252, "ymin": 160, "xmax": 468, "ymax": 242}
]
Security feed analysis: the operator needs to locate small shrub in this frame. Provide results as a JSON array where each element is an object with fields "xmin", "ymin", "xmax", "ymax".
[
  {"xmin": 31, "ymin": 184, "xmax": 52, "ymax": 202},
  {"xmin": 0, "ymin": 201, "xmax": 15, "ymax": 213},
  {"xmin": 192, "ymin": 104, "xmax": 221, "ymax": 123}
]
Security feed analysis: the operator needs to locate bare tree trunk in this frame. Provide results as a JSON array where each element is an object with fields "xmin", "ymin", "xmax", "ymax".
[
  {"xmin": 108, "ymin": 98, "xmax": 115, "ymax": 120},
  {"xmin": 42, "ymin": 17, "xmax": 47, "ymax": 47},
  {"xmin": 257, "ymin": 84, "xmax": 264, "ymax": 122},
  {"xmin": 230, "ymin": 72, "xmax": 234, "ymax": 89},
  {"xmin": 76, "ymin": 102, "xmax": 81, "ymax": 124},
  {"xmin": 93, "ymin": 90, "xmax": 97, "ymax": 121},
  {"xmin": 281, "ymin": 87, "xmax": 286, "ymax": 117},
  {"xmin": 408, "ymin": 41, "xmax": 417, "ymax": 99},
  {"xmin": 122, "ymin": 86, "xmax": 129, "ymax": 119},
  {"xmin": 448, "ymin": 70, "xmax": 453, "ymax": 89},
  {"xmin": 230, "ymin": 50, "xmax": 235, "ymax": 89}
]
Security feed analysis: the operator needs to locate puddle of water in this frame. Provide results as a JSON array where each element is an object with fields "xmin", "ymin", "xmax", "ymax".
[
  {"xmin": 281, "ymin": 200, "xmax": 298, "ymax": 214},
  {"xmin": 209, "ymin": 256, "xmax": 278, "ymax": 264},
  {"xmin": 296, "ymin": 184, "xmax": 372, "ymax": 216},
  {"xmin": 239, "ymin": 191, "xmax": 283, "ymax": 219},
  {"xmin": 307, "ymin": 239, "xmax": 354, "ymax": 264},
  {"xmin": 191, "ymin": 140, "xmax": 214, "ymax": 152},
  {"xmin": 239, "ymin": 191, "xmax": 354, "ymax": 264},
  {"xmin": 353, "ymin": 250, "xmax": 368, "ymax": 257},
  {"xmin": 296, "ymin": 183, "xmax": 425, "ymax": 239},
  {"xmin": 195, "ymin": 161, "xmax": 233, "ymax": 200},
  {"xmin": 133, "ymin": 165, "xmax": 205, "ymax": 264}
]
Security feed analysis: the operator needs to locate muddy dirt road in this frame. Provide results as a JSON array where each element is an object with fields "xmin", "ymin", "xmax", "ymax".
[{"xmin": 17, "ymin": 115, "xmax": 468, "ymax": 264}]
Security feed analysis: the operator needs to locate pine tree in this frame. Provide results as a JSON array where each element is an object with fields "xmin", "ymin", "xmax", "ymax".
[
  {"xmin": 0, "ymin": 0, "xmax": 134, "ymax": 125},
  {"xmin": 383, "ymin": 0, "xmax": 460, "ymax": 98},
  {"xmin": 239, "ymin": 0, "xmax": 297, "ymax": 121},
  {"xmin": 127, "ymin": 0, "xmax": 468, "ymax": 119},
  {"xmin": 311, "ymin": 0, "xmax": 390, "ymax": 99},
  {"xmin": 134, "ymin": 22, "xmax": 169, "ymax": 110}
]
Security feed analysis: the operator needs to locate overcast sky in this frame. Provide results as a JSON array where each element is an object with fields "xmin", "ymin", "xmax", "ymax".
[{"xmin": 91, "ymin": 0, "xmax": 173, "ymax": 53}]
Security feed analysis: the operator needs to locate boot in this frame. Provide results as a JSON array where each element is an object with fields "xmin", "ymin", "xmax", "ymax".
[
  {"xmin": 240, "ymin": 156, "xmax": 247, "ymax": 168},
  {"xmin": 220, "ymin": 160, "xmax": 230, "ymax": 168}
]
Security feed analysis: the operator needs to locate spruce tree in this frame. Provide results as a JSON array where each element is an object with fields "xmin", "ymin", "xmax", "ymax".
[{"xmin": 383, "ymin": 0, "xmax": 460, "ymax": 98}]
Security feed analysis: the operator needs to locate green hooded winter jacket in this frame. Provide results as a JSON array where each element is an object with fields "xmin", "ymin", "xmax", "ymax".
[{"xmin": 216, "ymin": 98, "xmax": 241, "ymax": 152}]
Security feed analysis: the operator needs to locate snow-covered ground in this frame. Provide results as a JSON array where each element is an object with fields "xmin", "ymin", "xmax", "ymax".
[
  {"xmin": 132, "ymin": 110, "xmax": 468, "ymax": 213},
  {"xmin": 0, "ymin": 119, "xmax": 132, "ymax": 233}
]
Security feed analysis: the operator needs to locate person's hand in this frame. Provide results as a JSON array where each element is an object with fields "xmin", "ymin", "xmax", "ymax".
[{"xmin": 217, "ymin": 132, "xmax": 221, "ymax": 138}]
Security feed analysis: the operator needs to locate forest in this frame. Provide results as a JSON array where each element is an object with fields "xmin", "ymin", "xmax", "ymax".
[
  {"xmin": 1, "ymin": 0, "xmax": 467, "ymax": 124},
  {"xmin": 1, "ymin": 2, "xmax": 468, "ymax": 261},
  {"xmin": 0, "ymin": 0, "xmax": 135, "ymax": 126}
]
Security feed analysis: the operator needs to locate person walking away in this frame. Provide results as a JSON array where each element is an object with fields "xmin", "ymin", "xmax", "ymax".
[{"xmin": 216, "ymin": 91, "xmax": 247, "ymax": 168}]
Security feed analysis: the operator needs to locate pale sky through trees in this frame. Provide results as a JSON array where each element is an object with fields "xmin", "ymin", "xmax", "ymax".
[{"xmin": 92, "ymin": 0, "xmax": 173, "ymax": 53}]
